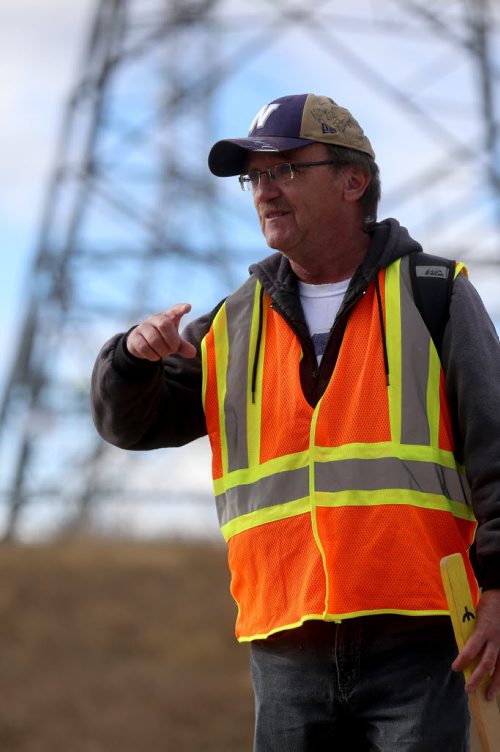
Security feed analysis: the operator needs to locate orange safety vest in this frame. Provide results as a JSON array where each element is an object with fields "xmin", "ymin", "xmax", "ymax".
[{"xmin": 201, "ymin": 256, "xmax": 478, "ymax": 642}]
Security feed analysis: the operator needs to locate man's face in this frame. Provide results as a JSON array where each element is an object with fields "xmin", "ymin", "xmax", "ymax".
[{"xmin": 247, "ymin": 143, "xmax": 347, "ymax": 259}]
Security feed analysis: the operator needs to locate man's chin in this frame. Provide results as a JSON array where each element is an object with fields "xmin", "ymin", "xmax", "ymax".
[{"xmin": 263, "ymin": 230, "xmax": 292, "ymax": 252}]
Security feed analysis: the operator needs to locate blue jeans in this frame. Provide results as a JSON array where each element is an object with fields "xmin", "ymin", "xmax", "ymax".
[{"xmin": 250, "ymin": 616, "xmax": 469, "ymax": 751}]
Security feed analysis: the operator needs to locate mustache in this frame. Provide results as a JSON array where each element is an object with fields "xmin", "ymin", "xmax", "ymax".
[{"xmin": 257, "ymin": 200, "xmax": 290, "ymax": 218}]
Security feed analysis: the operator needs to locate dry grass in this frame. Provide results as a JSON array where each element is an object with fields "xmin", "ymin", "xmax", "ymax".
[
  {"xmin": 0, "ymin": 539, "xmax": 493, "ymax": 751},
  {"xmin": 0, "ymin": 539, "xmax": 254, "ymax": 752}
]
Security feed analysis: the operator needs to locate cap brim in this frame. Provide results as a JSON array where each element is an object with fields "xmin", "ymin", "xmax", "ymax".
[{"xmin": 208, "ymin": 136, "xmax": 315, "ymax": 177}]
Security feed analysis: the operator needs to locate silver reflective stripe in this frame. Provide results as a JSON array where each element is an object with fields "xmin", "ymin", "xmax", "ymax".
[
  {"xmin": 224, "ymin": 280, "xmax": 257, "ymax": 472},
  {"xmin": 215, "ymin": 466, "xmax": 310, "ymax": 527},
  {"xmin": 215, "ymin": 455, "xmax": 471, "ymax": 527},
  {"xmin": 315, "ymin": 457, "xmax": 470, "ymax": 505},
  {"xmin": 399, "ymin": 257, "xmax": 431, "ymax": 445}
]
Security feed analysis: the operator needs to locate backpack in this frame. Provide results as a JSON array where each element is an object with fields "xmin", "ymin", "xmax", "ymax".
[{"xmin": 409, "ymin": 252, "xmax": 455, "ymax": 357}]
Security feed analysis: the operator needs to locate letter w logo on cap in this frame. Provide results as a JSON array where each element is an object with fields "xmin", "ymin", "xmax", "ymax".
[{"xmin": 249, "ymin": 103, "xmax": 280, "ymax": 132}]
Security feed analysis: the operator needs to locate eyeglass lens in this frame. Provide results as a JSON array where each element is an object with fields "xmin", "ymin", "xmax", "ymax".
[{"xmin": 239, "ymin": 163, "xmax": 294, "ymax": 192}]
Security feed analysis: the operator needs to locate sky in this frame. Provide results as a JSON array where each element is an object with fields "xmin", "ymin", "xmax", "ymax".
[
  {"xmin": 0, "ymin": 0, "xmax": 96, "ymax": 382},
  {"xmin": 0, "ymin": 1, "xmax": 499, "ymax": 539}
]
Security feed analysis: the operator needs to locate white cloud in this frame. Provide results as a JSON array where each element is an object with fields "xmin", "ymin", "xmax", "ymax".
[{"xmin": 0, "ymin": 0, "xmax": 95, "ymax": 221}]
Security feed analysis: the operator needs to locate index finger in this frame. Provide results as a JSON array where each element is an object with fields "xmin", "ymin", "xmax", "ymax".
[{"xmin": 166, "ymin": 302, "xmax": 192, "ymax": 328}]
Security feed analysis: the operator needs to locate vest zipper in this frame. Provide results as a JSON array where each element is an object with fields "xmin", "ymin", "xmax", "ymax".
[
  {"xmin": 375, "ymin": 275, "xmax": 390, "ymax": 386},
  {"xmin": 251, "ymin": 285, "xmax": 265, "ymax": 404}
]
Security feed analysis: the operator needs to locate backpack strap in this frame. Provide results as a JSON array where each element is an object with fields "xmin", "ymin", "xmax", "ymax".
[
  {"xmin": 409, "ymin": 252, "xmax": 455, "ymax": 358},
  {"xmin": 409, "ymin": 253, "xmax": 482, "ymax": 580}
]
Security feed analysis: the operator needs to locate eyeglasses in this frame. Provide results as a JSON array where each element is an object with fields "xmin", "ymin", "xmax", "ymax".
[{"xmin": 238, "ymin": 159, "xmax": 340, "ymax": 192}]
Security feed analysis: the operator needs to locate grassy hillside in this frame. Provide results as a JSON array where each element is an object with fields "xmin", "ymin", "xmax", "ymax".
[
  {"xmin": 0, "ymin": 539, "xmax": 254, "ymax": 752},
  {"xmin": 0, "ymin": 539, "xmax": 492, "ymax": 751}
]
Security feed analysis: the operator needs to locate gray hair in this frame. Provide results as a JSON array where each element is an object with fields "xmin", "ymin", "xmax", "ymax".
[{"xmin": 325, "ymin": 144, "xmax": 381, "ymax": 228}]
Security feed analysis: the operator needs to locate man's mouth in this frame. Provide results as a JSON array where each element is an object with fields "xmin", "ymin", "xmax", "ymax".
[
  {"xmin": 259, "ymin": 205, "xmax": 290, "ymax": 221},
  {"xmin": 266, "ymin": 211, "xmax": 288, "ymax": 219}
]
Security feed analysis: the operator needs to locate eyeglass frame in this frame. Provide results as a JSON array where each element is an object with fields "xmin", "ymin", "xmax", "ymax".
[{"xmin": 238, "ymin": 159, "xmax": 345, "ymax": 192}]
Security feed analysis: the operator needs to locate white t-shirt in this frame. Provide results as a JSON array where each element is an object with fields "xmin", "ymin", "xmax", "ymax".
[{"xmin": 298, "ymin": 278, "xmax": 351, "ymax": 365}]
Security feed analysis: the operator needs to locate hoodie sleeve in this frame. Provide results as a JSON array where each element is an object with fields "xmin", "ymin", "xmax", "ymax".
[
  {"xmin": 442, "ymin": 272, "xmax": 500, "ymax": 590},
  {"xmin": 90, "ymin": 305, "xmax": 221, "ymax": 450}
]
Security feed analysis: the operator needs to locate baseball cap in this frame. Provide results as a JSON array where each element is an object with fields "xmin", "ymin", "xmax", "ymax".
[{"xmin": 208, "ymin": 93, "xmax": 375, "ymax": 177}]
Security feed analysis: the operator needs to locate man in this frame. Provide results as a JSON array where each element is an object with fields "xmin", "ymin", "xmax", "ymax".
[{"xmin": 92, "ymin": 94, "xmax": 500, "ymax": 750}]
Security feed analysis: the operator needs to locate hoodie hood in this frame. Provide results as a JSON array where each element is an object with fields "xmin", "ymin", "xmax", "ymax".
[{"xmin": 358, "ymin": 218, "xmax": 423, "ymax": 284}]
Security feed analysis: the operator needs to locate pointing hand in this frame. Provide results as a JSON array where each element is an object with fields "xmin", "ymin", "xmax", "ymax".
[{"xmin": 126, "ymin": 303, "xmax": 197, "ymax": 361}]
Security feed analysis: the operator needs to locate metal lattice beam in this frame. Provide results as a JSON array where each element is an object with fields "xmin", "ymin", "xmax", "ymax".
[{"xmin": 1, "ymin": 0, "xmax": 499, "ymax": 539}]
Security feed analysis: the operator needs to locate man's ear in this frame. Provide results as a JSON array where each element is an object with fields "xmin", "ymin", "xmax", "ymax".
[{"xmin": 343, "ymin": 167, "xmax": 371, "ymax": 203}]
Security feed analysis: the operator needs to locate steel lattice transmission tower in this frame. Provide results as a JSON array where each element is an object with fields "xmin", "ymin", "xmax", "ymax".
[{"xmin": 0, "ymin": 0, "xmax": 499, "ymax": 539}]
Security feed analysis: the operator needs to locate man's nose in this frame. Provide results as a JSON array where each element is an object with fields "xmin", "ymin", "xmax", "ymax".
[{"xmin": 254, "ymin": 172, "xmax": 281, "ymax": 202}]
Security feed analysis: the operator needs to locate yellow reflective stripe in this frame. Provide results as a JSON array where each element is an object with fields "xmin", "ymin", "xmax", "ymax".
[
  {"xmin": 323, "ymin": 608, "xmax": 449, "ymax": 620},
  {"xmin": 215, "ymin": 466, "xmax": 310, "ymax": 527},
  {"xmin": 314, "ymin": 457, "xmax": 470, "ymax": 506},
  {"xmin": 220, "ymin": 497, "xmax": 310, "ymax": 541},
  {"xmin": 313, "ymin": 441, "xmax": 460, "ymax": 469},
  {"xmin": 200, "ymin": 335, "xmax": 208, "ymax": 412},
  {"xmin": 236, "ymin": 609, "xmax": 450, "ymax": 642},
  {"xmin": 213, "ymin": 450, "xmax": 310, "ymax": 495},
  {"xmin": 247, "ymin": 282, "xmax": 266, "ymax": 467},
  {"xmin": 384, "ymin": 260, "xmax": 402, "ymax": 443},
  {"xmin": 216, "ymin": 453, "xmax": 472, "ymax": 531},
  {"xmin": 237, "ymin": 615, "xmax": 334, "ymax": 642},
  {"xmin": 427, "ymin": 341, "xmax": 442, "ymax": 447},
  {"xmin": 212, "ymin": 304, "xmax": 230, "ymax": 476},
  {"xmin": 310, "ymin": 400, "xmax": 329, "ymax": 618},
  {"xmin": 426, "ymin": 259, "xmax": 466, "ymax": 444},
  {"xmin": 315, "ymin": 488, "xmax": 476, "ymax": 521}
]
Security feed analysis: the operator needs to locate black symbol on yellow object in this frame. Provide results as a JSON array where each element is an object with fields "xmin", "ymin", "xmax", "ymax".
[{"xmin": 462, "ymin": 606, "xmax": 476, "ymax": 622}]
